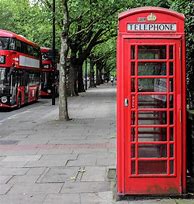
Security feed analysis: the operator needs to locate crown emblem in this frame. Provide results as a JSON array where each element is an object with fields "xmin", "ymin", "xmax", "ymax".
[{"xmin": 147, "ymin": 13, "xmax": 157, "ymax": 21}]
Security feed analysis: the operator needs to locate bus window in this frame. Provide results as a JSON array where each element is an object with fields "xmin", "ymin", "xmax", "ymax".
[
  {"xmin": 21, "ymin": 42, "xmax": 28, "ymax": 54},
  {"xmin": 0, "ymin": 37, "xmax": 10, "ymax": 50},
  {"xmin": 15, "ymin": 40, "xmax": 22, "ymax": 52},
  {"xmin": 27, "ymin": 45, "xmax": 33, "ymax": 56},
  {"xmin": 42, "ymin": 52, "xmax": 49, "ymax": 61}
]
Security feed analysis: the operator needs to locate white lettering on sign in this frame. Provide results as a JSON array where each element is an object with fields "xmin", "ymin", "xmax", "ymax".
[{"xmin": 127, "ymin": 24, "xmax": 177, "ymax": 31}]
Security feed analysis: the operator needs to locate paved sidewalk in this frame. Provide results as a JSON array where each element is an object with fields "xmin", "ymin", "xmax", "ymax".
[{"xmin": 0, "ymin": 84, "xmax": 193, "ymax": 204}]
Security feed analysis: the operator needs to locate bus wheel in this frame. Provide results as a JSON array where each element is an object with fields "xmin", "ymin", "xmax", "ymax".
[{"xmin": 17, "ymin": 96, "xmax": 21, "ymax": 109}]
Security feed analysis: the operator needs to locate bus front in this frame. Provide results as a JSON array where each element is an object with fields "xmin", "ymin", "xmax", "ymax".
[
  {"xmin": 0, "ymin": 37, "xmax": 18, "ymax": 108},
  {"xmin": 40, "ymin": 48, "xmax": 54, "ymax": 97}
]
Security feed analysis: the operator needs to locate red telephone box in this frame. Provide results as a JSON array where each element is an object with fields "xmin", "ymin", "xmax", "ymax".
[{"xmin": 117, "ymin": 7, "xmax": 186, "ymax": 195}]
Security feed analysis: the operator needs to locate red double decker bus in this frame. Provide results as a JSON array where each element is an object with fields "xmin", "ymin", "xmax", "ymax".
[
  {"xmin": 0, "ymin": 29, "xmax": 41, "ymax": 108},
  {"xmin": 40, "ymin": 47, "xmax": 58, "ymax": 97}
]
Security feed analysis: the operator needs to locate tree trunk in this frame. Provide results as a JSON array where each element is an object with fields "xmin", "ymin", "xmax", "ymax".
[
  {"xmin": 99, "ymin": 68, "xmax": 104, "ymax": 84},
  {"xmin": 96, "ymin": 68, "xmax": 100, "ymax": 85},
  {"xmin": 78, "ymin": 61, "xmax": 85, "ymax": 92},
  {"xmin": 70, "ymin": 55, "xmax": 79, "ymax": 96},
  {"xmin": 67, "ymin": 63, "xmax": 76, "ymax": 96},
  {"xmin": 59, "ymin": 41, "xmax": 70, "ymax": 120},
  {"xmin": 96, "ymin": 62, "xmax": 101, "ymax": 85},
  {"xmin": 59, "ymin": 0, "xmax": 70, "ymax": 121},
  {"xmin": 89, "ymin": 57, "xmax": 96, "ymax": 88},
  {"xmin": 84, "ymin": 60, "xmax": 88, "ymax": 90}
]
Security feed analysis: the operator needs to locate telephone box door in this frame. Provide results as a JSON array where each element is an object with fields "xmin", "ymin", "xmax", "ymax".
[{"xmin": 123, "ymin": 38, "xmax": 182, "ymax": 194}]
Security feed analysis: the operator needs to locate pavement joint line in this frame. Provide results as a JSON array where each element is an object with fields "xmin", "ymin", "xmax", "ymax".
[
  {"xmin": 35, "ymin": 167, "xmax": 50, "ymax": 184},
  {"xmin": 5, "ymin": 175, "xmax": 14, "ymax": 184}
]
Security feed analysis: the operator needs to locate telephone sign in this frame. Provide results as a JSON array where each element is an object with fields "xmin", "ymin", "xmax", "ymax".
[{"xmin": 127, "ymin": 23, "xmax": 177, "ymax": 31}]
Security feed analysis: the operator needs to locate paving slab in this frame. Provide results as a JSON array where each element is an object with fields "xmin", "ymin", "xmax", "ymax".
[
  {"xmin": 7, "ymin": 183, "xmax": 63, "ymax": 195},
  {"xmin": 2, "ymin": 155, "xmax": 41, "ymax": 162},
  {"xmin": 7, "ymin": 175, "xmax": 40, "ymax": 185},
  {"xmin": 25, "ymin": 154, "xmax": 77, "ymax": 167},
  {"xmin": 26, "ymin": 167, "xmax": 47, "ymax": 175},
  {"xmin": 37, "ymin": 167, "xmax": 80, "ymax": 183},
  {"xmin": 0, "ymin": 161, "xmax": 29, "ymax": 168},
  {"xmin": 80, "ymin": 191, "xmax": 114, "ymax": 204},
  {"xmin": 43, "ymin": 193, "xmax": 80, "ymax": 204},
  {"xmin": 0, "ymin": 194, "xmax": 47, "ymax": 204},
  {"xmin": 37, "ymin": 147, "xmax": 73, "ymax": 155},
  {"xmin": 0, "ymin": 184, "xmax": 12, "ymax": 195},
  {"xmin": 67, "ymin": 154, "xmax": 97, "ymax": 166},
  {"xmin": 0, "ymin": 167, "xmax": 29, "ymax": 176},
  {"xmin": 60, "ymin": 181, "xmax": 110, "ymax": 193},
  {"xmin": 81, "ymin": 167, "xmax": 107, "ymax": 182},
  {"xmin": 0, "ymin": 176, "xmax": 13, "ymax": 184}
]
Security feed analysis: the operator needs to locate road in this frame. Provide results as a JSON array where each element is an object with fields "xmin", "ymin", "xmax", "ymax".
[{"xmin": 0, "ymin": 98, "xmax": 56, "ymax": 124}]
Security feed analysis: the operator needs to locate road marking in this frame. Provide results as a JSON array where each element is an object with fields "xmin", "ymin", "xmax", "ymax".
[{"xmin": 0, "ymin": 110, "xmax": 31, "ymax": 125}]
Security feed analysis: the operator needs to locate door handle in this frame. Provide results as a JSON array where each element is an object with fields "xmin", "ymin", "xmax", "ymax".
[{"xmin": 124, "ymin": 98, "xmax": 129, "ymax": 107}]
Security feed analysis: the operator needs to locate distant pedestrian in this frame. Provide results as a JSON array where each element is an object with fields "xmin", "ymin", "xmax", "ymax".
[{"xmin": 110, "ymin": 76, "xmax": 114, "ymax": 86}]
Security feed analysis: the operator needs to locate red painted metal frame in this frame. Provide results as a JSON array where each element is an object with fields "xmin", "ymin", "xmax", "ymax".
[{"xmin": 117, "ymin": 7, "xmax": 186, "ymax": 195}]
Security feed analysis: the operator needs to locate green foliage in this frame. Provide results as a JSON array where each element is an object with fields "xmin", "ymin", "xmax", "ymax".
[
  {"xmin": 170, "ymin": 0, "xmax": 194, "ymax": 107},
  {"xmin": 0, "ymin": 0, "xmax": 61, "ymax": 48}
]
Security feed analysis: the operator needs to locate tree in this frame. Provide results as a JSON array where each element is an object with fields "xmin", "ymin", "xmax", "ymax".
[
  {"xmin": 65, "ymin": 0, "xmax": 132, "ymax": 94},
  {"xmin": 0, "ymin": 0, "xmax": 58, "ymax": 47},
  {"xmin": 170, "ymin": 0, "xmax": 194, "ymax": 108},
  {"xmin": 59, "ymin": 0, "xmax": 70, "ymax": 120}
]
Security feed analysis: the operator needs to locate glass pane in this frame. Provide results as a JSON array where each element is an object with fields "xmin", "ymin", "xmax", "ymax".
[
  {"xmin": 131, "ymin": 144, "xmax": 135, "ymax": 158},
  {"xmin": 138, "ymin": 160, "xmax": 167, "ymax": 174},
  {"xmin": 138, "ymin": 45, "xmax": 166, "ymax": 59},
  {"xmin": 170, "ymin": 95, "xmax": 174, "ymax": 108},
  {"xmin": 131, "ymin": 128, "xmax": 136, "ymax": 141},
  {"xmin": 131, "ymin": 78, "xmax": 135, "ymax": 92},
  {"xmin": 169, "ymin": 62, "xmax": 173, "ymax": 75},
  {"xmin": 138, "ymin": 62, "xmax": 166, "ymax": 76},
  {"xmin": 169, "ymin": 78, "xmax": 173, "ymax": 92},
  {"xmin": 170, "ymin": 127, "xmax": 174, "ymax": 141},
  {"xmin": 169, "ymin": 45, "xmax": 173, "ymax": 59},
  {"xmin": 131, "ymin": 160, "xmax": 135, "ymax": 174},
  {"xmin": 138, "ymin": 128, "xmax": 167, "ymax": 142},
  {"xmin": 138, "ymin": 95, "xmax": 167, "ymax": 108},
  {"xmin": 131, "ymin": 45, "xmax": 135, "ymax": 59},
  {"xmin": 138, "ymin": 144, "xmax": 167, "ymax": 158},
  {"xmin": 170, "ymin": 160, "xmax": 174, "ymax": 174},
  {"xmin": 138, "ymin": 79, "xmax": 167, "ymax": 92},
  {"xmin": 170, "ymin": 111, "xmax": 174, "ymax": 125},
  {"xmin": 138, "ymin": 111, "xmax": 167, "ymax": 125},
  {"xmin": 153, "ymin": 79, "xmax": 167, "ymax": 92},
  {"xmin": 131, "ymin": 62, "xmax": 135, "ymax": 76},
  {"xmin": 170, "ymin": 144, "xmax": 174, "ymax": 157}
]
